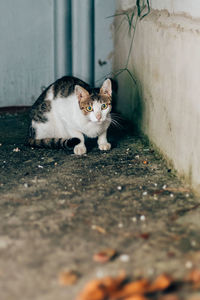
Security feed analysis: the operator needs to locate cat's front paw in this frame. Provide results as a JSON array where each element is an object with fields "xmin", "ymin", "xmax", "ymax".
[
  {"xmin": 74, "ymin": 144, "xmax": 87, "ymax": 155},
  {"xmin": 99, "ymin": 143, "xmax": 111, "ymax": 151}
]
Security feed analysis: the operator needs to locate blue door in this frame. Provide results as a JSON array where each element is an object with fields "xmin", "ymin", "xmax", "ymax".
[{"xmin": 0, "ymin": 0, "xmax": 115, "ymax": 107}]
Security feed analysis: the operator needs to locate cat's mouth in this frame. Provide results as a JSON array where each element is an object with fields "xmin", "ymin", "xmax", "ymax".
[{"xmin": 90, "ymin": 119, "xmax": 102, "ymax": 123}]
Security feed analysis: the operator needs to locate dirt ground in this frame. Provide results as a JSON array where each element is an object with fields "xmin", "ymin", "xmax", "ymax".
[{"xmin": 0, "ymin": 111, "xmax": 200, "ymax": 300}]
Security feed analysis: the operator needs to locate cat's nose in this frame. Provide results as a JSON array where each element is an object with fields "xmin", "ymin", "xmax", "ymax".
[{"xmin": 96, "ymin": 112, "xmax": 102, "ymax": 121}]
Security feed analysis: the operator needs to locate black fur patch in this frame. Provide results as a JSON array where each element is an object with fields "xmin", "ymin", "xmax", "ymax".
[
  {"xmin": 30, "ymin": 94, "xmax": 52, "ymax": 123},
  {"xmin": 53, "ymin": 76, "xmax": 90, "ymax": 98},
  {"xmin": 29, "ymin": 126, "xmax": 36, "ymax": 139},
  {"xmin": 65, "ymin": 138, "xmax": 80, "ymax": 149}
]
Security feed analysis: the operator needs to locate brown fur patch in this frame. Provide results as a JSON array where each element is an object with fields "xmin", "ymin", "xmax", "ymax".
[
  {"xmin": 30, "ymin": 100, "xmax": 51, "ymax": 123},
  {"xmin": 79, "ymin": 93, "xmax": 112, "ymax": 114}
]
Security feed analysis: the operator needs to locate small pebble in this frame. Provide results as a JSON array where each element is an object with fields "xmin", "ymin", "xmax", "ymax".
[
  {"xmin": 147, "ymin": 268, "xmax": 155, "ymax": 276},
  {"xmin": 191, "ymin": 240, "xmax": 197, "ymax": 247},
  {"xmin": 119, "ymin": 254, "xmax": 130, "ymax": 262},
  {"xmin": 140, "ymin": 215, "xmax": 146, "ymax": 221},
  {"xmin": 185, "ymin": 261, "xmax": 193, "ymax": 269},
  {"xmin": 96, "ymin": 269, "xmax": 105, "ymax": 278},
  {"xmin": 118, "ymin": 223, "xmax": 123, "ymax": 228},
  {"xmin": 131, "ymin": 217, "xmax": 137, "ymax": 222},
  {"xmin": 59, "ymin": 199, "xmax": 66, "ymax": 205},
  {"xmin": 0, "ymin": 239, "xmax": 10, "ymax": 249}
]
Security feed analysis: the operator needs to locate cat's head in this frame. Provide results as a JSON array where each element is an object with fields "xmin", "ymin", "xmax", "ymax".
[{"xmin": 75, "ymin": 79, "xmax": 112, "ymax": 123}]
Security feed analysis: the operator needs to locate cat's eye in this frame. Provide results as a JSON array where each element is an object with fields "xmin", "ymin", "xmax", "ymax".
[
  {"xmin": 86, "ymin": 105, "xmax": 93, "ymax": 112},
  {"xmin": 101, "ymin": 103, "xmax": 108, "ymax": 110}
]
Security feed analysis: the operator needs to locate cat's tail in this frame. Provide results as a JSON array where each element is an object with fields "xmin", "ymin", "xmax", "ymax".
[{"xmin": 27, "ymin": 137, "xmax": 80, "ymax": 150}]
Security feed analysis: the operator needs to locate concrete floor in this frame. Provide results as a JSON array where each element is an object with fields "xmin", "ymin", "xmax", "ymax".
[{"xmin": 0, "ymin": 111, "xmax": 200, "ymax": 300}]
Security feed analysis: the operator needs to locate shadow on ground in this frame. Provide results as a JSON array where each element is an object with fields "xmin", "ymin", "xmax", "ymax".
[{"xmin": 0, "ymin": 111, "xmax": 200, "ymax": 300}]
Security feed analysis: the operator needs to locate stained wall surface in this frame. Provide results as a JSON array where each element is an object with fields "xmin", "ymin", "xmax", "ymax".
[{"xmin": 114, "ymin": 1, "xmax": 200, "ymax": 191}]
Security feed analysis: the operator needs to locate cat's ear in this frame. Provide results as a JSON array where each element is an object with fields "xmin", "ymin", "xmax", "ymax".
[
  {"xmin": 100, "ymin": 79, "xmax": 112, "ymax": 97},
  {"xmin": 75, "ymin": 85, "xmax": 89, "ymax": 102}
]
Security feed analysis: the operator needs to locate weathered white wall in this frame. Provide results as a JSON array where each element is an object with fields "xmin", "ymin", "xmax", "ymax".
[
  {"xmin": 0, "ymin": 0, "xmax": 55, "ymax": 107},
  {"xmin": 114, "ymin": 1, "xmax": 200, "ymax": 191},
  {"xmin": 118, "ymin": 0, "xmax": 200, "ymax": 18}
]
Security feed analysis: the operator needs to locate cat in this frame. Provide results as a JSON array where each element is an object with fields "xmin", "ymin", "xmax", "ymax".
[{"xmin": 27, "ymin": 76, "xmax": 112, "ymax": 155}]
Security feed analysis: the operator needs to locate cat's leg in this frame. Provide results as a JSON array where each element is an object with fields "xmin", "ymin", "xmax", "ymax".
[
  {"xmin": 68, "ymin": 129, "xmax": 86, "ymax": 155},
  {"xmin": 97, "ymin": 131, "xmax": 111, "ymax": 151}
]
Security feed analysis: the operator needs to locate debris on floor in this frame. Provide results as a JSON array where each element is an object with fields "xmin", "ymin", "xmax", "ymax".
[{"xmin": 0, "ymin": 111, "xmax": 200, "ymax": 300}]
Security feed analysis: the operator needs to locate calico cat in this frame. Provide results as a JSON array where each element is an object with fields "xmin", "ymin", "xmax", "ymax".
[{"xmin": 28, "ymin": 76, "xmax": 112, "ymax": 155}]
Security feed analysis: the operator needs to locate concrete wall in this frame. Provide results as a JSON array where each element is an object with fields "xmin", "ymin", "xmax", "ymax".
[{"xmin": 114, "ymin": 1, "xmax": 200, "ymax": 191}]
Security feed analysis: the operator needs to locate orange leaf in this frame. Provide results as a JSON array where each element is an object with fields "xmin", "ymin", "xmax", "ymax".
[
  {"xmin": 148, "ymin": 274, "xmax": 172, "ymax": 292},
  {"xmin": 124, "ymin": 295, "xmax": 149, "ymax": 300},
  {"xmin": 76, "ymin": 278, "xmax": 107, "ymax": 300},
  {"xmin": 186, "ymin": 269, "xmax": 200, "ymax": 284},
  {"xmin": 111, "ymin": 279, "xmax": 150, "ymax": 299},
  {"xmin": 76, "ymin": 274, "xmax": 126, "ymax": 300}
]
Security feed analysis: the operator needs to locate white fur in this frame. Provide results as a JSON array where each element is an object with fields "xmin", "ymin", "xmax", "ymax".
[{"xmin": 32, "ymin": 92, "xmax": 111, "ymax": 154}]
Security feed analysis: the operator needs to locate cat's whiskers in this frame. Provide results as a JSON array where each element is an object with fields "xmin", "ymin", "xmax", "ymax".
[{"xmin": 108, "ymin": 114, "xmax": 124, "ymax": 129}]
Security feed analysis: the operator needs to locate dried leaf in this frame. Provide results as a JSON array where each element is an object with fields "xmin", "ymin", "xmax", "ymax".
[
  {"xmin": 124, "ymin": 296, "xmax": 148, "ymax": 300},
  {"xmin": 93, "ymin": 249, "xmax": 117, "ymax": 263},
  {"xmin": 76, "ymin": 279, "xmax": 106, "ymax": 300},
  {"xmin": 76, "ymin": 274, "xmax": 125, "ymax": 300},
  {"xmin": 111, "ymin": 279, "xmax": 150, "ymax": 299},
  {"xmin": 91, "ymin": 225, "xmax": 106, "ymax": 234},
  {"xmin": 59, "ymin": 270, "xmax": 79, "ymax": 286},
  {"xmin": 149, "ymin": 274, "xmax": 172, "ymax": 292},
  {"xmin": 77, "ymin": 274, "xmax": 173, "ymax": 300},
  {"xmin": 186, "ymin": 269, "xmax": 200, "ymax": 284}
]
